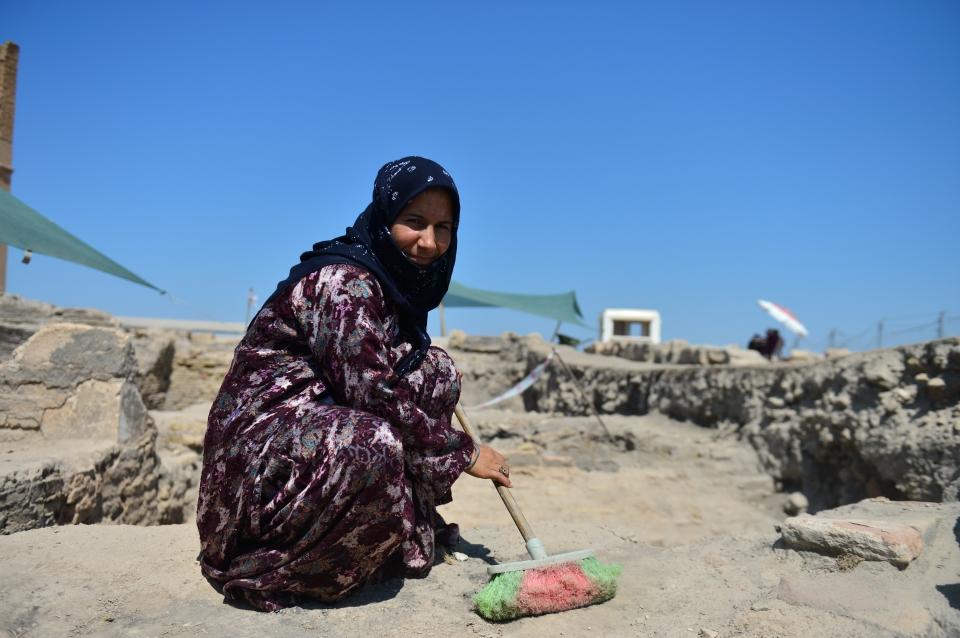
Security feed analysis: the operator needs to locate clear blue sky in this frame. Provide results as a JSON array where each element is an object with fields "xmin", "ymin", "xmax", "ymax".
[{"xmin": 3, "ymin": 1, "xmax": 959, "ymax": 350}]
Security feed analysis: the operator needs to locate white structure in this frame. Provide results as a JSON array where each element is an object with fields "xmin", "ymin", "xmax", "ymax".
[{"xmin": 599, "ymin": 308, "xmax": 662, "ymax": 344}]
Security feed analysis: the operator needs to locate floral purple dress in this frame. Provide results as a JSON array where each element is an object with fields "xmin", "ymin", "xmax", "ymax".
[{"xmin": 197, "ymin": 264, "xmax": 474, "ymax": 611}]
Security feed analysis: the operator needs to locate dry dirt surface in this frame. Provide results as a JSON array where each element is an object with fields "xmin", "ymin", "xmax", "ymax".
[{"xmin": 1, "ymin": 412, "xmax": 957, "ymax": 637}]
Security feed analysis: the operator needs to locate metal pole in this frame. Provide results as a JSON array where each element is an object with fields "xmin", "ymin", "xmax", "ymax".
[
  {"xmin": 244, "ymin": 287, "xmax": 256, "ymax": 325},
  {"xmin": 439, "ymin": 302, "xmax": 446, "ymax": 337},
  {"xmin": 828, "ymin": 329, "xmax": 837, "ymax": 349},
  {"xmin": 938, "ymin": 311, "xmax": 945, "ymax": 339},
  {"xmin": 550, "ymin": 320, "xmax": 562, "ymax": 342},
  {"xmin": 0, "ymin": 42, "xmax": 20, "ymax": 294},
  {"xmin": 876, "ymin": 320, "xmax": 884, "ymax": 349}
]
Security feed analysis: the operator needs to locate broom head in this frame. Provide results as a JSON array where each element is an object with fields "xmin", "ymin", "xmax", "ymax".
[{"xmin": 474, "ymin": 556, "xmax": 622, "ymax": 621}]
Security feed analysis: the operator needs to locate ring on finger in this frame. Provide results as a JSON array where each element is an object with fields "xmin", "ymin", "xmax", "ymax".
[{"xmin": 498, "ymin": 465, "xmax": 510, "ymax": 477}]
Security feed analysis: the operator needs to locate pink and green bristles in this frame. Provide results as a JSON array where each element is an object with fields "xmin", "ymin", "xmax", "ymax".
[{"xmin": 474, "ymin": 557, "xmax": 622, "ymax": 621}]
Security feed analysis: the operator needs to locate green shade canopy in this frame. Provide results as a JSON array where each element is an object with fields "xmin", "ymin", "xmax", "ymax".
[
  {"xmin": 0, "ymin": 188, "xmax": 163, "ymax": 293},
  {"xmin": 443, "ymin": 280, "xmax": 590, "ymax": 328}
]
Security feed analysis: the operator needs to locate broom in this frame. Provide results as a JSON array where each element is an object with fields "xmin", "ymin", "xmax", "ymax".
[{"xmin": 453, "ymin": 404, "xmax": 622, "ymax": 621}]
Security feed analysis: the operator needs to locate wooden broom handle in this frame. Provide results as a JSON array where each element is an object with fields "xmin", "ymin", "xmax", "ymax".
[{"xmin": 454, "ymin": 403, "xmax": 537, "ymax": 543}]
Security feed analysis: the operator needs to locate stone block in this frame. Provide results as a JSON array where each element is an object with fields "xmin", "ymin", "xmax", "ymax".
[
  {"xmin": 780, "ymin": 515, "xmax": 924, "ymax": 567},
  {"xmin": 0, "ymin": 323, "xmax": 148, "ymax": 443},
  {"xmin": 0, "ymin": 433, "xmax": 160, "ymax": 534},
  {"xmin": 129, "ymin": 329, "xmax": 176, "ymax": 409}
]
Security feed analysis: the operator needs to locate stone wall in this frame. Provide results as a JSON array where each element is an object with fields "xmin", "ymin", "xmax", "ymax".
[
  {"xmin": 0, "ymin": 323, "xmax": 163, "ymax": 534},
  {"xmin": 523, "ymin": 337, "xmax": 960, "ymax": 510},
  {"xmin": 587, "ymin": 338, "xmax": 769, "ymax": 366}
]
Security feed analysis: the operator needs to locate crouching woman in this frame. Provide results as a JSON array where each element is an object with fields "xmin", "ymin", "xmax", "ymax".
[{"xmin": 196, "ymin": 157, "xmax": 510, "ymax": 611}]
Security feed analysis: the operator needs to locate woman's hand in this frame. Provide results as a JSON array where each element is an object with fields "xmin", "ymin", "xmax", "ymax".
[{"xmin": 465, "ymin": 444, "xmax": 512, "ymax": 488}]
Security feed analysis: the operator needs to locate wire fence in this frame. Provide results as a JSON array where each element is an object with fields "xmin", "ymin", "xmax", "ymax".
[{"xmin": 802, "ymin": 311, "xmax": 959, "ymax": 351}]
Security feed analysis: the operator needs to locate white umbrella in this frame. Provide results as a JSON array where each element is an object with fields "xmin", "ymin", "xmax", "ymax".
[{"xmin": 757, "ymin": 299, "xmax": 808, "ymax": 337}]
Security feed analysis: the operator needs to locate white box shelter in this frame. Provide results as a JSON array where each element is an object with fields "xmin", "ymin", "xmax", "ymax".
[{"xmin": 599, "ymin": 308, "xmax": 661, "ymax": 344}]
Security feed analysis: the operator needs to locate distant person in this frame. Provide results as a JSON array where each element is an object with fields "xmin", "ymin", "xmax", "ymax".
[
  {"xmin": 747, "ymin": 328, "xmax": 784, "ymax": 360},
  {"xmin": 196, "ymin": 157, "xmax": 511, "ymax": 611},
  {"xmin": 765, "ymin": 328, "xmax": 784, "ymax": 360}
]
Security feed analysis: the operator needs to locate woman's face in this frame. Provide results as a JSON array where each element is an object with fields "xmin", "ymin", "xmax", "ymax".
[{"xmin": 389, "ymin": 188, "xmax": 454, "ymax": 268}]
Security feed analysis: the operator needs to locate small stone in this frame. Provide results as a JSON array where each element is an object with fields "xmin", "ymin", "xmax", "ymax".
[
  {"xmin": 863, "ymin": 359, "xmax": 900, "ymax": 389},
  {"xmin": 893, "ymin": 387, "xmax": 916, "ymax": 403},
  {"xmin": 915, "ymin": 372, "xmax": 929, "ymax": 384},
  {"xmin": 830, "ymin": 394, "xmax": 851, "ymax": 410},
  {"xmin": 926, "ymin": 377, "xmax": 947, "ymax": 400},
  {"xmin": 699, "ymin": 630, "xmax": 719, "ymax": 638},
  {"xmin": 767, "ymin": 396, "xmax": 785, "ymax": 408},
  {"xmin": 751, "ymin": 600, "xmax": 775, "ymax": 611},
  {"xmin": 783, "ymin": 492, "xmax": 809, "ymax": 516}
]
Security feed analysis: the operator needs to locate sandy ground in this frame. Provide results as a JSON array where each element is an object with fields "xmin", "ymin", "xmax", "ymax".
[{"xmin": 1, "ymin": 413, "xmax": 957, "ymax": 637}]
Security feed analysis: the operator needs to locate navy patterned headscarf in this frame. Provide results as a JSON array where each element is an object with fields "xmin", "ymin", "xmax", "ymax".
[{"xmin": 264, "ymin": 156, "xmax": 460, "ymax": 380}]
